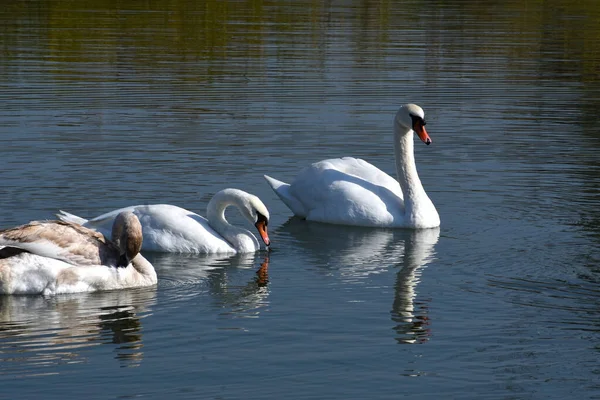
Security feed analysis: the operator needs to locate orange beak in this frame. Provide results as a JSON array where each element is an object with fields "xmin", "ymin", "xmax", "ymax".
[
  {"xmin": 254, "ymin": 220, "xmax": 271, "ymax": 247},
  {"xmin": 414, "ymin": 120, "xmax": 432, "ymax": 145}
]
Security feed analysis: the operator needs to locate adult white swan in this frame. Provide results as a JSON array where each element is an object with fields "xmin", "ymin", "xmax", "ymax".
[
  {"xmin": 264, "ymin": 104, "xmax": 440, "ymax": 229},
  {"xmin": 0, "ymin": 212, "xmax": 157, "ymax": 295},
  {"xmin": 57, "ymin": 188, "xmax": 271, "ymax": 254}
]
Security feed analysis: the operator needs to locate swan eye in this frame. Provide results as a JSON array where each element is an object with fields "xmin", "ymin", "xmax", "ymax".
[
  {"xmin": 410, "ymin": 114, "xmax": 426, "ymax": 129},
  {"xmin": 256, "ymin": 212, "xmax": 268, "ymax": 226}
]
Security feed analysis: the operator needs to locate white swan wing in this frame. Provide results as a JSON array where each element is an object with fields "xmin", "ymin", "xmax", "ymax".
[
  {"xmin": 318, "ymin": 157, "xmax": 404, "ymax": 197},
  {"xmin": 264, "ymin": 175, "xmax": 308, "ymax": 217},
  {"xmin": 132, "ymin": 205, "xmax": 235, "ymax": 253},
  {"xmin": 60, "ymin": 204, "xmax": 234, "ymax": 254},
  {"xmin": 267, "ymin": 157, "xmax": 405, "ymax": 227}
]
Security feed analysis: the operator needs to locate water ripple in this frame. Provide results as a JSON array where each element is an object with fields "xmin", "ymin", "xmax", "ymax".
[{"xmin": 1, "ymin": 0, "xmax": 600, "ymax": 398}]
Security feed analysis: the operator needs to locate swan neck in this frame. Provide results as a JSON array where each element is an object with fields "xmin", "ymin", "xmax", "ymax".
[
  {"xmin": 206, "ymin": 191, "xmax": 255, "ymax": 250},
  {"xmin": 394, "ymin": 125, "xmax": 425, "ymax": 204}
]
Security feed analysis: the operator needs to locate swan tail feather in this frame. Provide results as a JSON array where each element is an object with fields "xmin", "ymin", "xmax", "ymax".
[
  {"xmin": 56, "ymin": 210, "xmax": 89, "ymax": 225},
  {"xmin": 263, "ymin": 175, "xmax": 307, "ymax": 218}
]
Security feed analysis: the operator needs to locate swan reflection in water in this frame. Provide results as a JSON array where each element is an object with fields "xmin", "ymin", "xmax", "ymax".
[
  {"xmin": 0, "ymin": 287, "xmax": 157, "ymax": 374},
  {"xmin": 147, "ymin": 252, "xmax": 271, "ymax": 318},
  {"xmin": 280, "ymin": 218, "xmax": 440, "ymax": 344},
  {"xmin": 0, "ymin": 253, "xmax": 270, "ymax": 376},
  {"xmin": 391, "ymin": 227, "xmax": 439, "ymax": 344}
]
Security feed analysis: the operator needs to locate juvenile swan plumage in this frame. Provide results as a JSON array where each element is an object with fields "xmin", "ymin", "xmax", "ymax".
[
  {"xmin": 0, "ymin": 212, "xmax": 157, "ymax": 295},
  {"xmin": 56, "ymin": 188, "xmax": 271, "ymax": 254},
  {"xmin": 264, "ymin": 104, "xmax": 440, "ymax": 229}
]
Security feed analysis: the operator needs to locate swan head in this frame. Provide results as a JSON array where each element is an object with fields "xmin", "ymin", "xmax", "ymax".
[
  {"xmin": 111, "ymin": 211, "xmax": 143, "ymax": 267},
  {"xmin": 208, "ymin": 189, "xmax": 272, "ymax": 248},
  {"xmin": 395, "ymin": 104, "xmax": 431, "ymax": 145},
  {"xmin": 244, "ymin": 195, "xmax": 271, "ymax": 248}
]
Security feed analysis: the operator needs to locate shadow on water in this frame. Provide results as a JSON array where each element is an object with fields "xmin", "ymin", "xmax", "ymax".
[
  {"xmin": 0, "ymin": 287, "xmax": 157, "ymax": 375},
  {"xmin": 278, "ymin": 217, "xmax": 439, "ymax": 344}
]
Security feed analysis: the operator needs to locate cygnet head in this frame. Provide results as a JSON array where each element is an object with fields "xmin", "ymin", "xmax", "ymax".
[
  {"xmin": 394, "ymin": 104, "xmax": 432, "ymax": 145},
  {"xmin": 111, "ymin": 211, "xmax": 143, "ymax": 266}
]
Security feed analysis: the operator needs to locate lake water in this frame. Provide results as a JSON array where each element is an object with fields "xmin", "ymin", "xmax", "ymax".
[{"xmin": 1, "ymin": 1, "xmax": 599, "ymax": 399}]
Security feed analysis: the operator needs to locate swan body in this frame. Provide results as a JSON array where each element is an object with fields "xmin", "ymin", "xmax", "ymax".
[
  {"xmin": 264, "ymin": 104, "xmax": 439, "ymax": 229},
  {"xmin": 0, "ymin": 212, "xmax": 157, "ymax": 295},
  {"xmin": 57, "ymin": 189, "xmax": 271, "ymax": 254}
]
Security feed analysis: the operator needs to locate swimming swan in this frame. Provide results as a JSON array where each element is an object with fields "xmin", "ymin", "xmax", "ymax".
[
  {"xmin": 57, "ymin": 188, "xmax": 271, "ymax": 254},
  {"xmin": 264, "ymin": 104, "xmax": 440, "ymax": 229},
  {"xmin": 0, "ymin": 212, "xmax": 156, "ymax": 295}
]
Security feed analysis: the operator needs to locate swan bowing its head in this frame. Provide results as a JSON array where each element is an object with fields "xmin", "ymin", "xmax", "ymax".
[
  {"xmin": 264, "ymin": 103, "xmax": 440, "ymax": 229},
  {"xmin": 0, "ymin": 212, "xmax": 157, "ymax": 295},
  {"xmin": 56, "ymin": 188, "xmax": 271, "ymax": 254}
]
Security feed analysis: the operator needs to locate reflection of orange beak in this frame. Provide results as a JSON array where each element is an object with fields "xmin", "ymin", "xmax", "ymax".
[
  {"xmin": 414, "ymin": 121, "xmax": 432, "ymax": 145},
  {"xmin": 254, "ymin": 220, "xmax": 271, "ymax": 246},
  {"xmin": 256, "ymin": 256, "xmax": 269, "ymax": 286}
]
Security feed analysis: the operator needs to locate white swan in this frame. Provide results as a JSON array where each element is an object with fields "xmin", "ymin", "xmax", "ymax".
[
  {"xmin": 264, "ymin": 104, "xmax": 440, "ymax": 229},
  {"xmin": 0, "ymin": 212, "xmax": 157, "ymax": 295},
  {"xmin": 56, "ymin": 188, "xmax": 271, "ymax": 254}
]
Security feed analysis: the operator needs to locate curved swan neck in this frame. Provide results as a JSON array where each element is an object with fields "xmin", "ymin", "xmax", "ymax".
[
  {"xmin": 206, "ymin": 190, "xmax": 257, "ymax": 250},
  {"xmin": 131, "ymin": 254, "xmax": 157, "ymax": 284},
  {"xmin": 393, "ymin": 124, "xmax": 426, "ymax": 204},
  {"xmin": 206, "ymin": 190, "xmax": 244, "ymax": 227}
]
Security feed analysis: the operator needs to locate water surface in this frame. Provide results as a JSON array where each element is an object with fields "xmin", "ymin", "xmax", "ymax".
[{"xmin": 1, "ymin": 1, "xmax": 599, "ymax": 399}]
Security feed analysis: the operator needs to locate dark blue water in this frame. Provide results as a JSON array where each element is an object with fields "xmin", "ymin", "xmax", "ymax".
[{"xmin": 0, "ymin": 1, "xmax": 599, "ymax": 399}]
